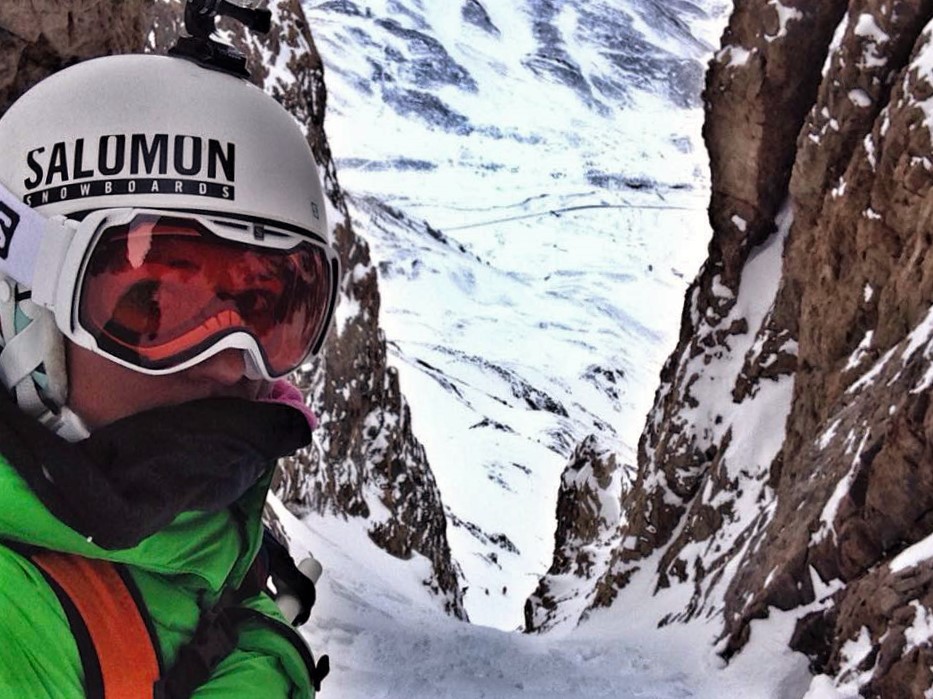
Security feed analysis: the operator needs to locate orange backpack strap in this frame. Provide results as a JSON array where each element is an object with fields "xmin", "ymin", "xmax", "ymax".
[{"xmin": 28, "ymin": 550, "xmax": 162, "ymax": 699}]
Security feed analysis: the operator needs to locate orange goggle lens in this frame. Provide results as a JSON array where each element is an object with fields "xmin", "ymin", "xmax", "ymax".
[{"xmin": 77, "ymin": 214, "xmax": 335, "ymax": 377}]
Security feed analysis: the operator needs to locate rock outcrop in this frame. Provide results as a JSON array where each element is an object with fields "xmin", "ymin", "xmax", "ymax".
[
  {"xmin": 2, "ymin": 0, "xmax": 465, "ymax": 620},
  {"xmin": 531, "ymin": 0, "xmax": 933, "ymax": 693},
  {"xmin": 523, "ymin": 435, "xmax": 624, "ymax": 632},
  {"xmin": 0, "ymin": 0, "xmax": 151, "ymax": 110}
]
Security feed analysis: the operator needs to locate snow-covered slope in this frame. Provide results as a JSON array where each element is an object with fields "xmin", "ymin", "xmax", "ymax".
[
  {"xmin": 274, "ymin": 496, "xmax": 813, "ymax": 698},
  {"xmin": 304, "ymin": 0, "xmax": 730, "ymax": 628}
]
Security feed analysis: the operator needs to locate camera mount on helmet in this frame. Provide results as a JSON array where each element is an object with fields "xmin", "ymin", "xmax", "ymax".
[{"xmin": 168, "ymin": 0, "xmax": 272, "ymax": 78}]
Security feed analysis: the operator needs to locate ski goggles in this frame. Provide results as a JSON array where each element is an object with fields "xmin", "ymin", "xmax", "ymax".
[{"xmin": 1, "ymin": 201, "xmax": 338, "ymax": 380}]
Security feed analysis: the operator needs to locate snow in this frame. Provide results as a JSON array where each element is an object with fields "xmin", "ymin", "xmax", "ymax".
[
  {"xmin": 903, "ymin": 305, "xmax": 933, "ymax": 361},
  {"xmin": 822, "ymin": 13, "xmax": 850, "ymax": 78},
  {"xmin": 271, "ymin": 496, "xmax": 814, "ymax": 698},
  {"xmin": 891, "ymin": 530, "xmax": 933, "ymax": 572},
  {"xmin": 332, "ymin": 293, "xmax": 361, "ymax": 336},
  {"xmin": 853, "ymin": 12, "xmax": 890, "ymax": 44},
  {"xmin": 854, "ymin": 13, "xmax": 889, "ymax": 69},
  {"xmin": 818, "ymin": 418, "xmax": 842, "ymax": 450},
  {"xmin": 838, "ymin": 627, "xmax": 874, "ymax": 682},
  {"xmin": 681, "ymin": 205, "xmax": 791, "ymax": 429},
  {"xmin": 844, "ymin": 330, "xmax": 873, "ymax": 371},
  {"xmin": 802, "ymin": 627, "xmax": 874, "ymax": 697},
  {"xmin": 845, "ymin": 340, "xmax": 896, "ymax": 394},
  {"xmin": 718, "ymin": 45, "xmax": 752, "ymax": 68},
  {"xmin": 803, "ymin": 674, "xmax": 852, "ymax": 699},
  {"xmin": 905, "ymin": 24, "xmax": 933, "ymax": 130},
  {"xmin": 903, "ymin": 306, "xmax": 933, "ymax": 393},
  {"xmin": 588, "ymin": 204, "xmax": 797, "ymax": 637},
  {"xmin": 765, "ymin": 0, "xmax": 804, "ymax": 43},
  {"xmin": 854, "ymin": 14, "xmax": 888, "ymax": 43},
  {"xmin": 848, "ymin": 89, "xmax": 872, "ymax": 108},
  {"xmin": 711, "ymin": 273, "xmax": 735, "ymax": 300},
  {"xmin": 905, "ymin": 601, "xmax": 933, "ymax": 652},
  {"xmin": 812, "ymin": 432, "xmax": 869, "ymax": 546},
  {"xmin": 831, "ymin": 178, "xmax": 847, "ymax": 198}
]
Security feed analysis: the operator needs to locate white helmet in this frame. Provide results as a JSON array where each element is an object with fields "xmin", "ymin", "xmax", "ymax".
[
  {"xmin": 0, "ymin": 54, "xmax": 327, "ymax": 237},
  {"xmin": 0, "ymin": 53, "xmax": 333, "ymax": 438}
]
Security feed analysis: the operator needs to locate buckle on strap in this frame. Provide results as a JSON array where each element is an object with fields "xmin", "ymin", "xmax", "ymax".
[{"xmin": 0, "ymin": 180, "xmax": 73, "ymax": 299}]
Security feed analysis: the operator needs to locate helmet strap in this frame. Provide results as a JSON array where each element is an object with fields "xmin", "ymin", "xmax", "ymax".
[{"xmin": 0, "ymin": 279, "xmax": 87, "ymax": 441}]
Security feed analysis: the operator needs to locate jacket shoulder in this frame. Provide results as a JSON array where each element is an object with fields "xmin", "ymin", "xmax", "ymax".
[{"xmin": 0, "ymin": 543, "xmax": 84, "ymax": 698}]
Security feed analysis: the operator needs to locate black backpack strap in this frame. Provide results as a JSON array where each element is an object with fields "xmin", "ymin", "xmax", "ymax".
[
  {"xmin": 153, "ymin": 592, "xmax": 330, "ymax": 698},
  {"xmin": 155, "ymin": 529, "xmax": 328, "ymax": 698},
  {"xmin": 229, "ymin": 607, "xmax": 330, "ymax": 693},
  {"xmin": 153, "ymin": 588, "xmax": 242, "ymax": 699},
  {"xmin": 1, "ymin": 534, "xmax": 326, "ymax": 697}
]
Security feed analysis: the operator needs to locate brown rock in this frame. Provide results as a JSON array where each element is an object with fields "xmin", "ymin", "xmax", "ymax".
[{"xmin": 1, "ymin": 0, "xmax": 151, "ymax": 111}]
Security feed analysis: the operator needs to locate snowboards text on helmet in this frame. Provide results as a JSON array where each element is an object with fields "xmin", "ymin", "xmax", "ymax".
[{"xmin": 0, "ymin": 44, "xmax": 337, "ymax": 435}]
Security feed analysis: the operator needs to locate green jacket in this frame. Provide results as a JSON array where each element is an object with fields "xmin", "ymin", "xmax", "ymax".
[{"xmin": 0, "ymin": 401, "xmax": 318, "ymax": 698}]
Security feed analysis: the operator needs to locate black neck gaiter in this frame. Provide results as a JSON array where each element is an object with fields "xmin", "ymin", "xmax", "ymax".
[{"xmin": 0, "ymin": 394, "xmax": 313, "ymax": 550}]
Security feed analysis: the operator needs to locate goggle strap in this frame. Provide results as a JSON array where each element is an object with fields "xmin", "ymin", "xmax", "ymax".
[{"xmin": 0, "ymin": 181, "xmax": 49, "ymax": 290}]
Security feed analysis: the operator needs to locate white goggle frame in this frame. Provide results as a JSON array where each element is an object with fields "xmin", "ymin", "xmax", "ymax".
[{"xmin": 0, "ymin": 184, "xmax": 339, "ymax": 381}]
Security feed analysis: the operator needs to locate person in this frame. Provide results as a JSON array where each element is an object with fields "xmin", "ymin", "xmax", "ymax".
[{"xmin": 0, "ymin": 28, "xmax": 337, "ymax": 699}]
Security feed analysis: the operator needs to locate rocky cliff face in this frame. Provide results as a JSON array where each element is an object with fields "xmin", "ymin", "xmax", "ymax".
[
  {"xmin": 530, "ymin": 0, "xmax": 933, "ymax": 693},
  {"xmin": 2, "ymin": 0, "xmax": 465, "ymax": 620}
]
